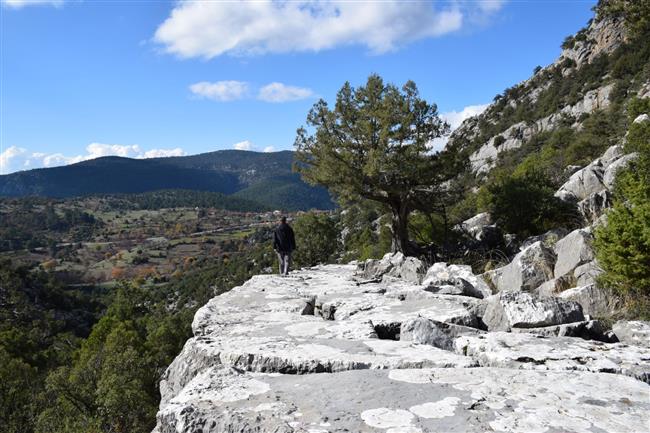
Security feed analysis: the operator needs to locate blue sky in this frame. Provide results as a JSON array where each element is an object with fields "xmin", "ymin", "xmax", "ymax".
[{"xmin": 1, "ymin": 0, "xmax": 597, "ymax": 174}]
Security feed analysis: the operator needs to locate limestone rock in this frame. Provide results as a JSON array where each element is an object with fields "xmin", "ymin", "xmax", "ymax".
[
  {"xmin": 535, "ymin": 275, "xmax": 573, "ymax": 297},
  {"xmin": 359, "ymin": 253, "xmax": 427, "ymax": 284},
  {"xmin": 454, "ymin": 332, "xmax": 650, "ymax": 384},
  {"xmin": 483, "ymin": 291, "xmax": 584, "ymax": 331},
  {"xmin": 554, "ymin": 228, "xmax": 595, "ymax": 278},
  {"xmin": 574, "ymin": 260, "xmax": 603, "ymax": 287},
  {"xmin": 421, "ymin": 262, "xmax": 491, "ymax": 299},
  {"xmin": 459, "ymin": 212, "xmax": 492, "ymax": 238},
  {"xmin": 510, "ymin": 320, "xmax": 618, "ymax": 343},
  {"xmin": 520, "ymin": 228, "xmax": 568, "ymax": 251},
  {"xmin": 488, "ymin": 241, "xmax": 556, "ymax": 292},
  {"xmin": 603, "ymin": 152, "xmax": 638, "ymax": 189},
  {"xmin": 633, "ymin": 113, "xmax": 649, "ymax": 124},
  {"xmin": 555, "ymin": 162, "xmax": 606, "ymax": 202},
  {"xmin": 400, "ymin": 317, "xmax": 484, "ymax": 350},
  {"xmin": 613, "ymin": 321, "xmax": 650, "ymax": 348},
  {"xmin": 578, "ymin": 189, "xmax": 613, "ymax": 223},
  {"xmin": 559, "ymin": 284, "xmax": 620, "ymax": 318}
]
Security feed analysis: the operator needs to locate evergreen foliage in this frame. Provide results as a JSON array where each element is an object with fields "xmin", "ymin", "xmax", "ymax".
[{"xmin": 292, "ymin": 212, "xmax": 340, "ymax": 267}]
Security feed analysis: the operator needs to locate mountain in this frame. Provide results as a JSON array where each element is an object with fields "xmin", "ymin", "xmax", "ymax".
[{"xmin": 0, "ymin": 150, "xmax": 334, "ymax": 211}]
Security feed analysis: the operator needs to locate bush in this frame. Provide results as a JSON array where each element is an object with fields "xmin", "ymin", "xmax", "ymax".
[
  {"xmin": 292, "ymin": 212, "xmax": 340, "ymax": 267},
  {"xmin": 479, "ymin": 171, "xmax": 578, "ymax": 238}
]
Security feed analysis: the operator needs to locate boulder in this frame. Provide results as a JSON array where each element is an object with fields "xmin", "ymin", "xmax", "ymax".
[
  {"xmin": 483, "ymin": 291, "xmax": 584, "ymax": 331},
  {"xmin": 600, "ymin": 144, "xmax": 624, "ymax": 167},
  {"xmin": 400, "ymin": 317, "xmax": 484, "ymax": 350},
  {"xmin": 633, "ymin": 113, "xmax": 649, "ymax": 124},
  {"xmin": 487, "ymin": 241, "xmax": 556, "ymax": 292},
  {"xmin": 459, "ymin": 212, "xmax": 492, "ymax": 238},
  {"xmin": 554, "ymin": 162, "xmax": 606, "ymax": 202},
  {"xmin": 520, "ymin": 228, "xmax": 568, "ymax": 251},
  {"xmin": 360, "ymin": 253, "xmax": 426, "ymax": 284},
  {"xmin": 559, "ymin": 284, "xmax": 620, "ymax": 318},
  {"xmin": 603, "ymin": 153, "xmax": 638, "ymax": 189},
  {"xmin": 612, "ymin": 321, "xmax": 650, "ymax": 348},
  {"xmin": 510, "ymin": 320, "xmax": 618, "ymax": 343},
  {"xmin": 553, "ymin": 228, "xmax": 594, "ymax": 278},
  {"xmin": 535, "ymin": 275, "xmax": 573, "ymax": 297},
  {"xmin": 573, "ymin": 260, "xmax": 603, "ymax": 287},
  {"xmin": 577, "ymin": 189, "xmax": 613, "ymax": 224},
  {"xmin": 421, "ymin": 262, "xmax": 491, "ymax": 299}
]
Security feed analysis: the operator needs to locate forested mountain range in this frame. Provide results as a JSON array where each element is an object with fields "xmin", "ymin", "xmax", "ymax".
[{"xmin": 0, "ymin": 150, "xmax": 333, "ymax": 211}]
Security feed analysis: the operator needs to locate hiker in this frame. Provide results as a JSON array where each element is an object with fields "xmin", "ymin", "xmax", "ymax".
[{"xmin": 273, "ymin": 216, "xmax": 296, "ymax": 276}]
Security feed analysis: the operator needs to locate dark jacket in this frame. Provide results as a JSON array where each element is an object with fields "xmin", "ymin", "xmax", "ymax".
[{"xmin": 273, "ymin": 223, "xmax": 296, "ymax": 253}]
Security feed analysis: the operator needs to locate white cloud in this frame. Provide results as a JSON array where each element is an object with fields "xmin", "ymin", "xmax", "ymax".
[
  {"xmin": 233, "ymin": 140, "xmax": 253, "ymax": 151},
  {"xmin": 1, "ymin": 143, "xmax": 187, "ymax": 174},
  {"xmin": 0, "ymin": 146, "xmax": 27, "ymax": 174},
  {"xmin": 2, "ymin": 0, "xmax": 63, "ymax": 8},
  {"xmin": 189, "ymin": 81, "xmax": 249, "ymax": 102},
  {"xmin": 140, "ymin": 148, "xmax": 185, "ymax": 158},
  {"xmin": 258, "ymin": 82, "xmax": 314, "ymax": 103},
  {"xmin": 154, "ymin": 1, "xmax": 481, "ymax": 59},
  {"xmin": 263, "ymin": 146, "xmax": 276, "ymax": 153},
  {"xmin": 428, "ymin": 103, "xmax": 490, "ymax": 152}
]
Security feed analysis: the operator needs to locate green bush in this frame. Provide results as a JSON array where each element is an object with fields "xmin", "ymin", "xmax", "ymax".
[
  {"xmin": 292, "ymin": 212, "xmax": 340, "ymax": 267},
  {"xmin": 479, "ymin": 171, "xmax": 578, "ymax": 238}
]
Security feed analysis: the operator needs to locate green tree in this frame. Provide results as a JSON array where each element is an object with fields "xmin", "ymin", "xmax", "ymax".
[
  {"xmin": 479, "ymin": 170, "xmax": 577, "ymax": 238},
  {"xmin": 295, "ymin": 74, "xmax": 450, "ymax": 255},
  {"xmin": 292, "ymin": 212, "xmax": 340, "ymax": 267}
]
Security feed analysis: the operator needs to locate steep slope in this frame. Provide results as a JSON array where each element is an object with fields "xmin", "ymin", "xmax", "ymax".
[
  {"xmin": 0, "ymin": 150, "xmax": 334, "ymax": 210},
  {"xmin": 447, "ymin": 8, "xmax": 649, "ymax": 182}
]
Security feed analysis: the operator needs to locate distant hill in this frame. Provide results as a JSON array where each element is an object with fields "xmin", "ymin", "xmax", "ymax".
[{"xmin": 0, "ymin": 150, "xmax": 334, "ymax": 211}]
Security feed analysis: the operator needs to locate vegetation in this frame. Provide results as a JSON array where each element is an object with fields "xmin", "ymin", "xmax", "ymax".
[
  {"xmin": 594, "ymin": 99, "xmax": 650, "ymax": 316},
  {"xmin": 295, "ymin": 74, "xmax": 451, "ymax": 254},
  {"xmin": 292, "ymin": 212, "xmax": 340, "ymax": 267}
]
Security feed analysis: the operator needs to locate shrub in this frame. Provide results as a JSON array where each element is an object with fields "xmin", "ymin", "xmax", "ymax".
[
  {"xmin": 292, "ymin": 212, "xmax": 340, "ymax": 267},
  {"xmin": 479, "ymin": 171, "xmax": 578, "ymax": 238}
]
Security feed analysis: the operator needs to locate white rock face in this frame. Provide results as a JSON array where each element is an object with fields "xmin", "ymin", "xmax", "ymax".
[
  {"xmin": 555, "ymin": 161, "xmax": 606, "ymax": 202},
  {"xmin": 155, "ymin": 265, "xmax": 650, "ymax": 433},
  {"xmin": 559, "ymin": 284, "xmax": 620, "ymax": 318},
  {"xmin": 486, "ymin": 241, "xmax": 556, "ymax": 292},
  {"xmin": 603, "ymin": 152, "xmax": 638, "ymax": 189},
  {"xmin": 421, "ymin": 262, "xmax": 492, "ymax": 299},
  {"xmin": 554, "ymin": 228, "xmax": 595, "ymax": 278},
  {"xmin": 482, "ymin": 291, "xmax": 584, "ymax": 331},
  {"xmin": 613, "ymin": 321, "xmax": 650, "ymax": 348}
]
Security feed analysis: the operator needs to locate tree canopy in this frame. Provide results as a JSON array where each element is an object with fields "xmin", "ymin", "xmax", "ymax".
[{"xmin": 294, "ymin": 74, "xmax": 451, "ymax": 254}]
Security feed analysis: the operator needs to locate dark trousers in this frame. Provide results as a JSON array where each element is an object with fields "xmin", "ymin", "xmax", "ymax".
[{"xmin": 277, "ymin": 251, "xmax": 292, "ymax": 275}]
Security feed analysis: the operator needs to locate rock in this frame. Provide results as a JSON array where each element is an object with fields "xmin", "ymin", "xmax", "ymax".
[
  {"xmin": 554, "ymin": 161, "xmax": 606, "ymax": 202},
  {"xmin": 603, "ymin": 152, "xmax": 638, "ymax": 189},
  {"xmin": 359, "ymin": 253, "xmax": 426, "ymax": 284},
  {"xmin": 157, "ymin": 263, "xmax": 650, "ymax": 433},
  {"xmin": 400, "ymin": 317, "xmax": 484, "ymax": 350},
  {"xmin": 510, "ymin": 319, "xmax": 618, "ymax": 343},
  {"xmin": 520, "ymin": 228, "xmax": 568, "ymax": 251},
  {"xmin": 553, "ymin": 228, "xmax": 595, "ymax": 278},
  {"xmin": 535, "ymin": 275, "xmax": 573, "ymax": 297},
  {"xmin": 559, "ymin": 284, "xmax": 620, "ymax": 318},
  {"xmin": 613, "ymin": 321, "xmax": 650, "ymax": 348},
  {"xmin": 574, "ymin": 260, "xmax": 603, "ymax": 286},
  {"xmin": 454, "ymin": 332, "xmax": 650, "ymax": 384},
  {"xmin": 459, "ymin": 212, "xmax": 492, "ymax": 238},
  {"xmin": 633, "ymin": 113, "xmax": 649, "ymax": 124},
  {"xmin": 155, "ymin": 367, "xmax": 650, "ymax": 433},
  {"xmin": 421, "ymin": 262, "xmax": 491, "ymax": 299},
  {"xmin": 600, "ymin": 144, "xmax": 624, "ymax": 166},
  {"xmin": 577, "ymin": 189, "xmax": 613, "ymax": 223},
  {"xmin": 483, "ymin": 291, "xmax": 584, "ymax": 331},
  {"xmin": 488, "ymin": 241, "xmax": 556, "ymax": 292}
]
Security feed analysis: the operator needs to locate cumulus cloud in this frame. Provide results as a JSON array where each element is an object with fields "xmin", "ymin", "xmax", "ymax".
[
  {"xmin": 189, "ymin": 81, "xmax": 249, "ymax": 102},
  {"xmin": 258, "ymin": 82, "xmax": 314, "ymax": 103},
  {"xmin": 233, "ymin": 140, "xmax": 253, "ymax": 151},
  {"xmin": 428, "ymin": 103, "xmax": 490, "ymax": 152},
  {"xmin": 2, "ymin": 0, "xmax": 64, "ymax": 8},
  {"xmin": 1, "ymin": 143, "xmax": 187, "ymax": 174},
  {"xmin": 154, "ymin": 0, "xmax": 484, "ymax": 59},
  {"xmin": 0, "ymin": 146, "xmax": 27, "ymax": 174},
  {"xmin": 263, "ymin": 146, "xmax": 276, "ymax": 153}
]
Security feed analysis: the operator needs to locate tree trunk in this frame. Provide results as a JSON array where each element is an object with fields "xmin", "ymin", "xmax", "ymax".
[{"xmin": 390, "ymin": 201, "xmax": 411, "ymax": 255}]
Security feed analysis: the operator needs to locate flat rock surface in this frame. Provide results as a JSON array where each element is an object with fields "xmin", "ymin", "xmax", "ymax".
[{"xmin": 155, "ymin": 265, "xmax": 650, "ymax": 433}]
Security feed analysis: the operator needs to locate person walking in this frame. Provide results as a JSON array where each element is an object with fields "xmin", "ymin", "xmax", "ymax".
[{"xmin": 273, "ymin": 216, "xmax": 296, "ymax": 276}]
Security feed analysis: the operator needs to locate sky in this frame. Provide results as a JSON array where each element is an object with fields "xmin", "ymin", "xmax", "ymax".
[{"xmin": 0, "ymin": 0, "xmax": 597, "ymax": 174}]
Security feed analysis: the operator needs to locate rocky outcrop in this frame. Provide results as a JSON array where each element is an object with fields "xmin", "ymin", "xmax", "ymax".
[
  {"xmin": 155, "ymin": 264, "xmax": 650, "ymax": 433},
  {"xmin": 559, "ymin": 284, "xmax": 620, "ymax": 318},
  {"xmin": 482, "ymin": 291, "xmax": 584, "ymax": 331},
  {"xmin": 553, "ymin": 228, "xmax": 595, "ymax": 278},
  {"xmin": 359, "ymin": 252, "xmax": 427, "ymax": 284},
  {"xmin": 421, "ymin": 262, "xmax": 491, "ymax": 299},
  {"xmin": 613, "ymin": 321, "xmax": 650, "ymax": 349},
  {"xmin": 484, "ymin": 241, "xmax": 556, "ymax": 292}
]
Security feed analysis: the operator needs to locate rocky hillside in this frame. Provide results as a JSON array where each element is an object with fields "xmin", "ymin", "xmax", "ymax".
[
  {"xmin": 447, "ymin": 8, "xmax": 649, "ymax": 181},
  {"xmin": 154, "ymin": 257, "xmax": 649, "ymax": 432}
]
